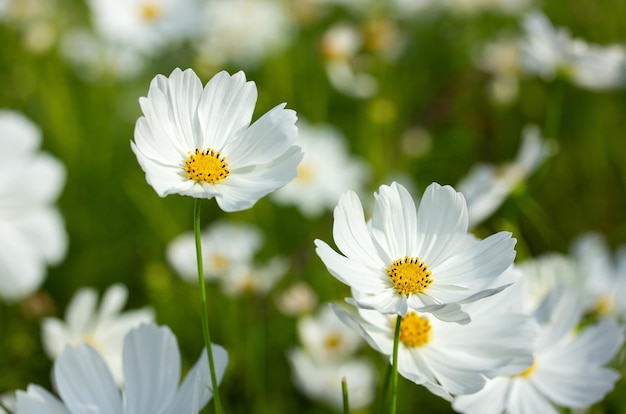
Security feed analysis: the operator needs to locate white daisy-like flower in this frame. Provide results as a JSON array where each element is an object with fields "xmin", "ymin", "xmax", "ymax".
[
  {"xmin": 570, "ymin": 232, "xmax": 626, "ymax": 319},
  {"xmin": 271, "ymin": 120, "xmax": 370, "ymax": 217},
  {"xmin": 569, "ymin": 41, "xmax": 626, "ymax": 91},
  {"xmin": 220, "ymin": 256, "xmax": 289, "ymax": 297},
  {"xmin": 195, "ymin": 0, "xmax": 296, "ymax": 69},
  {"xmin": 297, "ymin": 305, "xmax": 363, "ymax": 363},
  {"xmin": 520, "ymin": 11, "xmax": 574, "ymax": 80},
  {"xmin": 458, "ymin": 125, "xmax": 556, "ymax": 228},
  {"xmin": 0, "ymin": 110, "xmax": 67, "ymax": 302},
  {"xmin": 41, "ymin": 283, "xmax": 154, "ymax": 385},
  {"xmin": 166, "ymin": 220, "xmax": 263, "ymax": 282},
  {"xmin": 17, "ymin": 323, "xmax": 228, "ymax": 414},
  {"xmin": 132, "ymin": 68, "xmax": 302, "ymax": 212},
  {"xmin": 274, "ymin": 281, "xmax": 319, "ymax": 317},
  {"xmin": 453, "ymin": 288, "xmax": 624, "ymax": 414},
  {"xmin": 315, "ymin": 182, "xmax": 516, "ymax": 320},
  {"xmin": 332, "ymin": 294, "xmax": 537, "ymax": 400},
  {"xmin": 85, "ymin": 0, "xmax": 202, "ymax": 56},
  {"xmin": 287, "ymin": 348, "xmax": 376, "ymax": 411}
]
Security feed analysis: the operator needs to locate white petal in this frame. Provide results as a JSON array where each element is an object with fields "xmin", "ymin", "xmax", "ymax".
[
  {"xmin": 65, "ymin": 288, "xmax": 98, "ymax": 334},
  {"xmin": 453, "ymin": 377, "xmax": 511, "ymax": 414},
  {"xmin": 415, "ymin": 183, "xmax": 468, "ymax": 267},
  {"xmin": 223, "ymin": 104, "xmax": 297, "ymax": 168},
  {"xmin": 123, "ymin": 324, "xmax": 181, "ymax": 414},
  {"xmin": 97, "ymin": 284, "xmax": 128, "ymax": 321},
  {"xmin": 370, "ymin": 182, "xmax": 418, "ymax": 260},
  {"xmin": 197, "ymin": 71, "xmax": 257, "ymax": 150},
  {"xmin": 16, "ymin": 384, "xmax": 70, "ymax": 414},
  {"xmin": 332, "ymin": 191, "xmax": 387, "ymax": 269},
  {"xmin": 507, "ymin": 378, "xmax": 559, "ymax": 414},
  {"xmin": 54, "ymin": 344, "xmax": 123, "ymax": 414},
  {"xmin": 214, "ymin": 146, "xmax": 302, "ymax": 212},
  {"xmin": 41, "ymin": 318, "xmax": 71, "ymax": 359},
  {"xmin": 315, "ymin": 241, "xmax": 390, "ymax": 293}
]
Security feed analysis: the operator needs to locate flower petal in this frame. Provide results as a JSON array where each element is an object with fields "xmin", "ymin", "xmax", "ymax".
[
  {"xmin": 16, "ymin": 384, "xmax": 70, "ymax": 414},
  {"xmin": 123, "ymin": 324, "xmax": 181, "ymax": 414}
]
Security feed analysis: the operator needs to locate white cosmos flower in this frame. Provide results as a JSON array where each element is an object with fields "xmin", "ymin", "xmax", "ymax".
[
  {"xmin": 0, "ymin": 110, "xmax": 67, "ymax": 302},
  {"xmin": 41, "ymin": 284, "xmax": 154, "ymax": 385},
  {"xmin": 166, "ymin": 220, "xmax": 263, "ymax": 282},
  {"xmin": 453, "ymin": 288, "xmax": 624, "ymax": 414},
  {"xmin": 297, "ymin": 305, "xmax": 363, "ymax": 363},
  {"xmin": 196, "ymin": 0, "xmax": 295, "ymax": 69},
  {"xmin": 85, "ymin": 0, "xmax": 202, "ymax": 56},
  {"xmin": 271, "ymin": 120, "xmax": 371, "ymax": 217},
  {"xmin": 315, "ymin": 182, "xmax": 516, "ymax": 320},
  {"xmin": 220, "ymin": 256, "xmax": 289, "ymax": 297},
  {"xmin": 570, "ymin": 232, "xmax": 626, "ymax": 319},
  {"xmin": 274, "ymin": 281, "xmax": 319, "ymax": 317},
  {"xmin": 569, "ymin": 41, "xmax": 626, "ymax": 91},
  {"xmin": 287, "ymin": 348, "xmax": 376, "ymax": 411},
  {"xmin": 16, "ymin": 323, "xmax": 228, "ymax": 414},
  {"xmin": 131, "ymin": 68, "xmax": 303, "ymax": 212},
  {"xmin": 458, "ymin": 125, "xmax": 555, "ymax": 228},
  {"xmin": 332, "ymin": 296, "xmax": 537, "ymax": 400}
]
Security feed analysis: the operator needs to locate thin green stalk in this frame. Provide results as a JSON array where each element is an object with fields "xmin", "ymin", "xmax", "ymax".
[
  {"xmin": 545, "ymin": 77, "xmax": 565, "ymax": 141},
  {"xmin": 390, "ymin": 316, "xmax": 402, "ymax": 414},
  {"xmin": 342, "ymin": 376, "xmax": 350, "ymax": 414},
  {"xmin": 377, "ymin": 360, "xmax": 393, "ymax": 414},
  {"xmin": 193, "ymin": 199, "xmax": 223, "ymax": 414}
]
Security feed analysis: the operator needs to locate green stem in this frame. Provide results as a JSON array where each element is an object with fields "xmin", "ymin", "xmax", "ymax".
[
  {"xmin": 193, "ymin": 199, "xmax": 223, "ymax": 414},
  {"xmin": 545, "ymin": 77, "xmax": 565, "ymax": 140},
  {"xmin": 342, "ymin": 376, "xmax": 350, "ymax": 414},
  {"xmin": 377, "ymin": 360, "xmax": 393, "ymax": 414},
  {"xmin": 390, "ymin": 316, "xmax": 402, "ymax": 414}
]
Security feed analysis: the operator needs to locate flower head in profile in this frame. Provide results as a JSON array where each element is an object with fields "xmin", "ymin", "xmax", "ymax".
[
  {"xmin": 17, "ymin": 323, "xmax": 228, "ymax": 414},
  {"xmin": 453, "ymin": 287, "xmax": 624, "ymax": 414},
  {"xmin": 132, "ymin": 68, "xmax": 302, "ymax": 212},
  {"xmin": 315, "ymin": 182, "xmax": 516, "ymax": 321},
  {"xmin": 41, "ymin": 284, "xmax": 154, "ymax": 385},
  {"xmin": 0, "ymin": 110, "xmax": 67, "ymax": 302},
  {"xmin": 458, "ymin": 125, "xmax": 555, "ymax": 228}
]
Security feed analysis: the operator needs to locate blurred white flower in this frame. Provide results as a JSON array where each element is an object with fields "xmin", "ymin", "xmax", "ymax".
[
  {"xmin": 166, "ymin": 220, "xmax": 263, "ymax": 282},
  {"xmin": 297, "ymin": 306, "xmax": 363, "ymax": 363},
  {"xmin": 453, "ymin": 288, "xmax": 624, "ymax": 414},
  {"xmin": 85, "ymin": 0, "xmax": 202, "ymax": 56},
  {"xmin": 274, "ymin": 281, "xmax": 319, "ymax": 316},
  {"xmin": 220, "ymin": 256, "xmax": 289, "ymax": 297},
  {"xmin": 315, "ymin": 182, "xmax": 516, "ymax": 321},
  {"xmin": 0, "ymin": 110, "xmax": 67, "ymax": 302},
  {"xmin": 17, "ymin": 323, "xmax": 228, "ymax": 414},
  {"xmin": 520, "ymin": 11, "xmax": 574, "ymax": 80},
  {"xmin": 475, "ymin": 34, "xmax": 521, "ymax": 104},
  {"xmin": 332, "ymin": 294, "xmax": 536, "ymax": 400},
  {"xmin": 569, "ymin": 40, "xmax": 626, "ymax": 91},
  {"xmin": 132, "ymin": 68, "xmax": 302, "ymax": 212},
  {"xmin": 458, "ymin": 125, "xmax": 556, "ymax": 228},
  {"xmin": 41, "ymin": 284, "xmax": 154, "ymax": 385},
  {"xmin": 446, "ymin": 0, "xmax": 530, "ymax": 16},
  {"xmin": 59, "ymin": 28, "xmax": 146, "ymax": 81},
  {"xmin": 288, "ymin": 348, "xmax": 375, "ymax": 411},
  {"xmin": 321, "ymin": 23, "xmax": 378, "ymax": 98},
  {"xmin": 570, "ymin": 232, "xmax": 626, "ymax": 320},
  {"xmin": 272, "ymin": 120, "xmax": 370, "ymax": 217},
  {"xmin": 521, "ymin": 10, "xmax": 626, "ymax": 90},
  {"xmin": 195, "ymin": 0, "xmax": 295, "ymax": 68}
]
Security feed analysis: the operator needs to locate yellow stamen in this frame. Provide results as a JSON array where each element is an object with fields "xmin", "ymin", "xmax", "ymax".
[
  {"xmin": 395, "ymin": 312, "xmax": 432, "ymax": 347},
  {"xmin": 296, "ymin": 163, "xmax": 314, "ymax": 183},
  {"xmin": 185, "ymin": 148, "xmax": 230, "ymax": 184},
  {"xmin": 386, "ymin": 256, "xmax": 433, "ymax": 295},
  {"xmin": 515, "ymin": 361, "xmax": 537, "ymax": 377},
  {"xmin": 140, "ymin": 2, "xmax": 162, "ymax": 22},
  {"xmin": 324, "ymin": 334, "xmax": 342, "ymax": 349}
]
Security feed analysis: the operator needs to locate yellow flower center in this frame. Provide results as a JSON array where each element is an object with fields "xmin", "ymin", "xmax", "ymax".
[
  {"xmin": 324, "ymin": 334, "xmax": 342, "ymax": 349},
  {"xmin": 140, "ymin": 2, "xmax": 162, "ymax": 22},
  {"xmin": 595, "ymin": 294, "xmax": 615, "ymax": 317},
  {"xmin": 74, "ymin": 334, "xmax": 103, "ymax": 353},
  {"xmin": 185, "ymin": 148, "xmax": 230, "ymax": 184},
  {"xmin": 514, "ymin": 361, "xmax": 537, "ymax": 377},
  {"xmin": 386, "ymin": 256, "xmax": 433, "ymax": 295},
  {"xmin": 296, "ymin": 163, "xmax": 314, "ymax": 183},
  {"xmin": 395, "ymin": 312, "xmax": 432, "ymax": 347}
]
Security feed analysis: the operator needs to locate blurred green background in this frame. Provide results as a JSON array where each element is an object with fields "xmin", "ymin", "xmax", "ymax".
[{"xmin": 1, "ymin": 0, "xmax": 625, "ymax": 412}]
